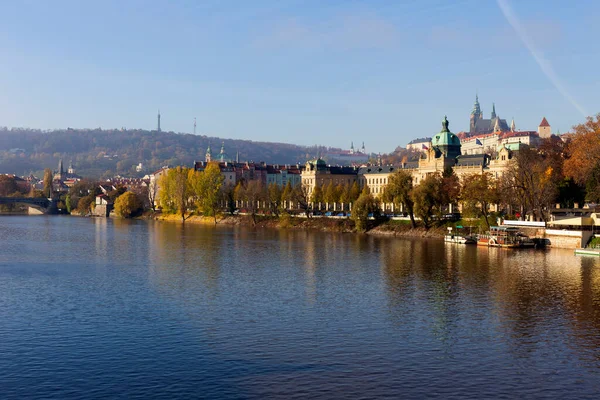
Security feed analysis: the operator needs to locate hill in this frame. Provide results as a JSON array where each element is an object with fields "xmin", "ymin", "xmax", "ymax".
[{"xmin": 0, "ymin": 127, "xmax": 331, "ymax": 178}]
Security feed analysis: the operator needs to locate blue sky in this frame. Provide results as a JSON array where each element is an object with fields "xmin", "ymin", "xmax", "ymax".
[{"xmin": 1, "ymin": 0, "xmax": 599, "ymax": 153}]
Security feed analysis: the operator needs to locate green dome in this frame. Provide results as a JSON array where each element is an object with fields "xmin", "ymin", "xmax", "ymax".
[{"xmin": 433, "ymin": 116, "xmax": 461, "ymax": 158}]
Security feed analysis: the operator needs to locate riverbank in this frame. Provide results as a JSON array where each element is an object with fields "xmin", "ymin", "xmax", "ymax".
[{"xmin": 147, "ymin": 212, "xmax": 446, "ymax": 238}]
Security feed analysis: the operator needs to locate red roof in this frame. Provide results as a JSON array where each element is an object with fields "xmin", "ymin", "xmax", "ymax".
[{"xmin": 539, "ymin": 117, "xmax": 550, "ymax": 127}]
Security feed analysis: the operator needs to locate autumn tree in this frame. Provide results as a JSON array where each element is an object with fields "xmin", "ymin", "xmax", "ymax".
[
  {"xmin": 460, "ymin": 173, "xmax": 499, "ymax": 229},
  {"xmin": 411, "ymin": 174, "xmax": 443, "ymax": 229},
  {"xmin": 43, "ymin": 168, "xmax": 53, "ymax": 198},
  {"xmin": 114, "ymin": 191, "xmax": 144, "ymax": 218},
  {"xmin": 281, "ymin": 181, "xmax": 293, "ymax": 211},
  {"xmin": 501, "ymin": 146, "xmax": 559, "ymax": 221},
  {"xmin": 292, "ymin": 184, "xmax": 312, "ymax": 217},
  {"xmin": 310, "ymin": 185, "xmax": 323, "ymax": 207},
  {"xmin": 147, "ymin": 178, "xmax": 159, "ymax": 212},
  {"xmin": 382, "ymin": 169, "xmax": 416, "ymax": 228},
  {"xmin": 158, "ymin": 166, "xmax": 193, "ymax": 223},
  {"xmin": 352, "ymin": 190, "xmax": 380, "ymax": 232},
  {"xmin": 236, "ymin": 180, "xmax": 266, "ymax": 225},
  {"xmin": 564, "ymin": 114, "xmax": 600, "ymax": 198},
  {"xmin": 349, "ymin": 181, "xmax": 361, "ymax": 203},
  {"xmin": 267, "ymin": 183, "xmax": 282, "ymax": 216},
  {"xmin": 0, "ymin": 175, "xmax": 18, "ymax": 197},
  {"xmin": 193, "ymin": 163, "xmax": 224, "ymax": 224}
]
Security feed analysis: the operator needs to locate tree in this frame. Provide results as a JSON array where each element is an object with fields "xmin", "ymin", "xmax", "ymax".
[
  {"xmin": 43, "ymin": 168, "xmax": 53, "ymax": 198},
  {"xmin": 194, "ymin": 163, "xmax": 224, "ymax": 224},
  {"xmin": 77, "ymin": 195, "xmax": 94, "ymax": 215},
  {"xmin": 281, "ymin": 181, "xmax": 293, "ymax": 211},
  {"xmin": 267, "ymin": 183, "xmax": 283, "ymax": 216},
  {"xmin": 460, "ymin": 173, "xmax": 499, "ymax": 229},
  {"xmin": 292, "ymin": 184, "xmax": 312, "ymax": 217},
  {"xmin": 349, "ymin": 181, "xmax": 361, "ymax": 202},
  {"xmin": 310, "ymin": 185, "xmax": 323, "ymax": 207},
  {"xmin": 158, "ymin": 166, "xmax": 193, "ymax": 223},
  {"xmin": 411, "ymin": 174, "xmax": 442, "ymax": 229},
  {"xmin": 501, "ymin": 146, "xmax": 558, "ymax": 221},
  {"xmin": 564, "ymin": 114, "xmax": 600, "ymax": 193},
  {"xmin": 382, "ymin": 169, "xmax": 416, "ymax": 228},
  {"xmin": 323, "ymin": 182, "xmax": 336, "ymax": 205},
  {"xmin": 0, "ymin": 175, "xmax": 18, "ymax": 197},
  {"xmin": 352, "ymin": 191, "xmax": 380, "ymax": 232},
  {"xmin": 236, "ymin": 180, "xmax": 266, "ymax": 225},
  {"xmin": 440, "ymin": 168, "xmax": 461, "ymax": 216},
  {"xmin": 147, "ymin": 177, "xmax": 159, "ymax": 212},
  {"xmin": 114, "ymin": 191, "xmax": 143, "ymax": 218}
]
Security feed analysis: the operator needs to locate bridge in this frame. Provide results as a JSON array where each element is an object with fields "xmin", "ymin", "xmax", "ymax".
[{"xmin": 0, "ymin": 197, "xmax": 59, "ymax": 214}]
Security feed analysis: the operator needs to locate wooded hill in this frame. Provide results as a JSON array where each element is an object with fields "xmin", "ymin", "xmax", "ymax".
[{"xmin": 0, "ymin": 127, "xmax": 330, "ymax": 178}]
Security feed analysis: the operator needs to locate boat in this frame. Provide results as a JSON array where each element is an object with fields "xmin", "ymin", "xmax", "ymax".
[
  {"xmin": 444, "ymin": 227, "xmax": 476, "ymax": 244},
  {"xmin": 444, "ymin": 234, "xmax": 476, "ymax": 244},
  {"xmin": 477, "ymin": 226, "xmax": 535, "ymax": 248}
]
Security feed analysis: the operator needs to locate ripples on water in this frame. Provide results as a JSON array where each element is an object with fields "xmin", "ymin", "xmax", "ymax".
[{"xmin": 1, "ymin": 216, "xmax": 599, "ymax": 399}]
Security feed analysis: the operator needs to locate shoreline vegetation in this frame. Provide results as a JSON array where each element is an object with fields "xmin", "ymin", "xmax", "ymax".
[{"xmin": 147, "ymin": 212, "xmax": 448, "ymax": 238}]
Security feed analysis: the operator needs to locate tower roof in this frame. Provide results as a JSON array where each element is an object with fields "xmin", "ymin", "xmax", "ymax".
[
  {"xmin": 539, "ymin": 117, "xmax": 550, "ymax": 127},
  {"xmin": 433, "ymin": 116, "xmax": 460, "ymax": 147}
]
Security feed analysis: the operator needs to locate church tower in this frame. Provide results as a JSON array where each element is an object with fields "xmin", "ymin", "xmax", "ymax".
[
  {"xmin": 470, "ymin": 94, "xmax": 482, "ymax": 132},
  {"xmin": 491, "ymin": 103, "xmax": 496, "ymax": 119},
  {"xmin": 67, "ymin": 160, "xmax": 75, "ymax": 175},
  {"xmin": 205, "ymin": 144, "xmax": 212, "ymax": 162},
  {"xmin": 538, "ymin": 117, "xmax": 551, "ymax": 138}
]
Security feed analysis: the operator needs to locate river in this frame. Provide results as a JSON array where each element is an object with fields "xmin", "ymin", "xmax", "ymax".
[{"xmin": 1, "ymin": 216, "xmax": 599, "ymax": 399}]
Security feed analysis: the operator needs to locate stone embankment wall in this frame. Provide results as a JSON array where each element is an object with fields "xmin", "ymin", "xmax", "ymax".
[{"xmin": 542, "ymin": 229, "xmax": 593, "ymax": 249}]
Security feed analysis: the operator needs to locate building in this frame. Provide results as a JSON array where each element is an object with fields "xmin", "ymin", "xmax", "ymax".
[
  {"xmin": 406, "ymin": 137, "xmax": 432, "ymax": 152},
  {"xmin": 469, "ymin": 96, "xmax": 509, "ymax": 134},
  {"xmin": 321, "ymin": 142, "xmax": 369, "ymax": 165},
  {"xmin": 302, "ymin": 116, "xmax": 514, "ymax": 199},
  {"xmin": 193, "ymin": 161, "xmax": 304, "ymax": 189}
]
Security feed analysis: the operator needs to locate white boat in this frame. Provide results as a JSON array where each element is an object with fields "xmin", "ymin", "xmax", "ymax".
[{"xmin": 444, "ymin": 234, "xmax": 476, "ymax": 244}]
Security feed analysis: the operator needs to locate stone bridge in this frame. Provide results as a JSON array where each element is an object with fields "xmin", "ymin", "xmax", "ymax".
[{"xmin": 0, "ymin": 197, "xmax": 58, "ymax": 214}]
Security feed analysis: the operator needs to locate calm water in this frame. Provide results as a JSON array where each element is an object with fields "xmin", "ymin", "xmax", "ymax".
[{"xmin": 1, "ymin": 216, "xmax": 600, "ymax": 399}]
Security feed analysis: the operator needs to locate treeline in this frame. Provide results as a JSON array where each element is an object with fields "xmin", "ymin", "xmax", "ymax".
[{"xmin": 0, "ymin": 127, "xmax": 329, "ymax": 178}]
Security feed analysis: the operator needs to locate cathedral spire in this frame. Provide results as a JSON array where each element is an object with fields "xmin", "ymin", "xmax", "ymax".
[
  {"xmin": 510, "ymin": 117, "xmax": 515, "ymax": 132},
  {"xmin": 491, "ymin": 103, "xmax": 496, "ymax": 119}
]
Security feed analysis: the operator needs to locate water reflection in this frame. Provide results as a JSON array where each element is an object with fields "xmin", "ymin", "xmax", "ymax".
[{"xmin": 3, "ymin": 216, "xmax": 600, "ymax": 399}]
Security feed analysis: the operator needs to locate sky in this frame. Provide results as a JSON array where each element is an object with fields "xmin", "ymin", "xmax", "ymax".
[{"xmin": 1, "ymin": 0, "xmax": 599, "ymax": 153}]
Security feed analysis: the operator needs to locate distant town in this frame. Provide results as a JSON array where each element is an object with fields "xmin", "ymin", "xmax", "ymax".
[{"xmin": 1, "ymin": 95, "xmax": 599, "ymax": 249}]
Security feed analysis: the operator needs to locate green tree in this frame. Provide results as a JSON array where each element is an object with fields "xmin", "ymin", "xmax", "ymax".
[
  {"xmin": 382, "ymin": 169, "xmax": 416, "ymax": 228},
  {"xmin": 114, "ymin": 191, "xmax": 143, "ymax": 218}
]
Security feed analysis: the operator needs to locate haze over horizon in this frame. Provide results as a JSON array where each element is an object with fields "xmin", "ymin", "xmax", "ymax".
[{"xmin": 1, "ymin": 0, "xmax": 598, "ymax": 153}]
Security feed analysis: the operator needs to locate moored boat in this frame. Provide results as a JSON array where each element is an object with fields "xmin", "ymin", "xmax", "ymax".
[
  {"xmin": 444, "ymin": 234, "xmax": 476, "ymax": 244},
  {"xmin": 477, "ymin": 226, "xmax": 535, "ymax": 248}
]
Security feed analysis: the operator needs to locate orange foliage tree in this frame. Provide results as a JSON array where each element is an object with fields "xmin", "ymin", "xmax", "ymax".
[{"xmin": 564, "ymin": 114, "xmax": 600, "ymax": 192}]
